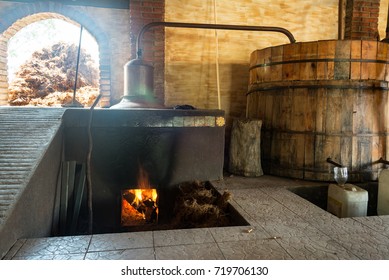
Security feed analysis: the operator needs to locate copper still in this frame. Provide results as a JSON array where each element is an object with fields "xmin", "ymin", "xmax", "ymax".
[{"xmin": 111, "ymin": 21, "xmax": 296, "ymax": 109}]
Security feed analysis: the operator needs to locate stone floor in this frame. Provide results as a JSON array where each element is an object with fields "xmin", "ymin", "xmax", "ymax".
[{"xmin": 3, "ymin": 175, "xmax": 389, "ymax": 260}]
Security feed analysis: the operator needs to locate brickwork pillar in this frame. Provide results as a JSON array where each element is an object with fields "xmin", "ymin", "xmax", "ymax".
[
  {"xmin": 345, "ymin": 0, "xmax": 381, "ymax": 40},
  {"xmin": 0, "ymin": 34, "xmax": 8, "ymax": 105}
]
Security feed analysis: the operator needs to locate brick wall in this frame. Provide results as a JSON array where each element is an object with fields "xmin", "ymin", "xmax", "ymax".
[
  {"xmin": 345, "ymin": 0, "xmax": 381, "ymax": 40},
  {"xmin": 129, "ymin": 0, "xmax": 165, "ymax": 104}
]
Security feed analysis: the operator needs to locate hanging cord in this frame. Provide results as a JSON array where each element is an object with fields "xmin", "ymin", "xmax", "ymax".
[
  {"xmin": 86, "ymin": 93, "xmax": 103, "ymax": 234},
  {"xmin": 62, "ymin": 25, "xmax": 84, "ymax": 107},
  {"xmin": 73, "ymin": 26, "xmax": 83, "ymax": 100},
  {"xmin": 214, "ymin": 0, "xmax": 221, "ymax": 110}
]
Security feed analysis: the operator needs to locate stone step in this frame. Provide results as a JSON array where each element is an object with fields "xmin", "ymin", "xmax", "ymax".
[{"xmin": 0, "ymin": 107, "xmax": 64, "ymax": 226}]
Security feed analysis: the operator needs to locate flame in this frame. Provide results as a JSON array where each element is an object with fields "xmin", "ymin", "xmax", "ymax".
[
  {"xmin": 137, "ymin": 165, "xmax": 152, "ymax": 189},
  {"xmin": 121, "ymin": 164, "xmax": 159, "ymax": 226},
  {"xmin": 152, "ymin": 189, "xmax": 157, "ymax": 201},
  {"xmin": 134, "ymin": 189, "xmax": 143, "ymax": 201}
]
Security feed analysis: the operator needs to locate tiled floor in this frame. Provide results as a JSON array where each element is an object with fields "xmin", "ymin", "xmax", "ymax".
[{"xmin": 3, "ymin": 175, "xmax": 389, "ymax": 260}]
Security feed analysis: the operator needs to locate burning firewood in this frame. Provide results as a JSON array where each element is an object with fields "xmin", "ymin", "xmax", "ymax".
[{"xmin": 122, "ymin": 188, "xmax": 158, "ymax": 227}]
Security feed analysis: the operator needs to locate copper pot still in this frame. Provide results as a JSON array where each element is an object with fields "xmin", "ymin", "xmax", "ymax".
[{"xmin": 112, "ymin": 58, "xmax": 162, "ymax": 108}]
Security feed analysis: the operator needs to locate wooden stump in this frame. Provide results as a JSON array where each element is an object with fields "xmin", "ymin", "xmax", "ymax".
[{"xmin": 228, "ymin": 118, "xmax": 263, "ymax": 177}]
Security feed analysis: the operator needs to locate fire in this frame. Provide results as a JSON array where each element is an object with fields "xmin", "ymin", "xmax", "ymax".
[{"xmin": 121, "ymin": 165, "xmax": 158, "ymax": 227}]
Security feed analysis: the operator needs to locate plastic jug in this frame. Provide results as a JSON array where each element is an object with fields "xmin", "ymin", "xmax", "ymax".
[
  {"xmin": 378, "ymin": 169, "xmax": 389, "ymax": 215},
  {"xmin": 327, "ymin": 184, "xmax": 368, "ymax": 218}
]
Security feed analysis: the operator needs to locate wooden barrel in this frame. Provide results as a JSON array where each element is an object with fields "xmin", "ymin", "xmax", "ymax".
[{"xmin": 247, "ymin": 40, "xmax": 389, "ymax": 182}]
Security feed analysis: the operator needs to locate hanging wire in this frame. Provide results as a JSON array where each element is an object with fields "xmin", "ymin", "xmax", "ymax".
[
  {"xmin": 214, "ymin": 0, "xmax": 221, "ymax": 110},
  {"xmin": 85, "ymin": 93, "xmax": 103, "ymax": 234},
  {"xmin": 62, "ymin": 25, "xmax": 84, "ymax": 107}
]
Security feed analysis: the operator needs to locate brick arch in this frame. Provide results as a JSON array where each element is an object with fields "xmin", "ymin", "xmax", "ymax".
[{"xmin": 0, "ymin": 3, "xmax": 111, "ymax": 106}]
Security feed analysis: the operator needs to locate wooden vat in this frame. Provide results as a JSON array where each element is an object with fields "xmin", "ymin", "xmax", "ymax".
[{"xmin": 247, "ymin": 40, "xmax": 389, "ymax": 181}]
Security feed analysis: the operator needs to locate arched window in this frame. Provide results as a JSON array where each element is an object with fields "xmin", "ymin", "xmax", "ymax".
[
  {"xmin": 7, "ymin": 17, "xmax": 99, "ymax": 107},
  {"xmin": 0, "ymin": 7, "xmax": 112, "ymax": 108}
]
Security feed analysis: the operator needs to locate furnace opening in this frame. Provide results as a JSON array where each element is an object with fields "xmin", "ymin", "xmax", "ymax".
[{"xmin": 121, "ymin": 166, "xmax": 159, "ymax": 227}]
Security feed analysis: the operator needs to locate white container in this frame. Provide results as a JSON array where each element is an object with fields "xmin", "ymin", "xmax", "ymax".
[
  {"xmin": 378, "ymin": 169, "xmax": 389, "ymax": 215},
  {"xmin": 327, "ymin": 184, "xmax": 368, "ymax": 218}
]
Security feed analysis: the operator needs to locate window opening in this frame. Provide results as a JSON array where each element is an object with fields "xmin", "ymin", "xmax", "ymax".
[{"xmin": 7, "ymin": 18, "xmax": 100, "ymax": 107}]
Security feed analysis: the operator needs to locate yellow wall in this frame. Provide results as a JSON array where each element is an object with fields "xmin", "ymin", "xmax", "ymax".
[
  {"xmin": 379, "ymin": 0, "xmax": 389, "ymax": 40},
  {"xmin": 164, "ymin": 0, "xmax": 339, "ymax": 121},
  {"xmin": 165, "ymin": 0, "xmax": 389, "ymax": 123}
]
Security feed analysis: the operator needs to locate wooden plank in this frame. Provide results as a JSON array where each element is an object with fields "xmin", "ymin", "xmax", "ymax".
[
  {"xmin": 271, "ymin": 132, "xmax": 304, "ymax": 179},
  {"xmin": 270, "ymin": 45, "xmax": 283, "ymax": 81},
  {"xmin": 340, "ymin": 88, "xmax": 354, "ymax": 134},
  {"xmin": 315, "ymin": 87, "xmax": 327, "ymax": 133},
  {"xmin": 305, "ymin": 88, "xmax": 316, "ymax": 131},
  {"xmin": 317, "ymin": 40, "xmax": 336, "ymax": 80},
  {"xmin": 361, "ymin": 41, "xmax": 377, "ymax": 80},
  {"xmin": 340, "ymin": 136, "xmax": 352, "ymax": 169},
  {"xmin": 334, "ymin": 40, "xmax": 350, "ymax": 80},
  {"xmin": 385, "ymin": 43, "xmax": 389, "ymax": 81},
  {"xmin": 59, "ymin": 161, "xmax": 76, "ymax": 235},
  {"xmin": 304, "ymin": 134, "xmax": 315, "ymax": 172},
  {"xmin": 282, "ymin": 43, "xmax": 301, "ymax": 81},
  {"xmin": 376, "ymin": 42, "xmax": 387, "ymax": 80},
  {"xmin": 256, "ymin": 91, "xmax": 266, "ymax": 120},
  {"xmin": 325, "ymin": 88, "xmax": 342, "ymax": 133},
  {"xmin": 264, "ymin": 92, "xmax": 274, "ymax": 130},
  {"xmin": 371, "ymin": 136, "xmax": 382, "ymax": 170},
  {"xmin": 378, "ymin": 88, "xmax": 389, "ymax": 133},
  {"xmin": 278, "ymin": 88, "xmax": 292, "ymax": 130},
  {"xmin": 299, "ymin": 41, "xmax": 317, "ymax": 80},
  {"xmin": 252, "ymin": 49, "xmax": 264, "ymax": 83},
  {"xmin": 290, "ymin": 88, "xmax": 307, "ymax": 132},
  {"xmin": 249, "ymin": 50, "xmax": 259, "ymax": 84},
  {"xmin": 351, "ymin": 136, "xmax": 358, "ymax": 171},
  {"xmin": 263, "ymin": 47, "xmax": 272, "ymax": 82},
  {"xmin": 353, "ymin": 89, "xmax": 377, "ymax": 134},
  {"xmin": 359, "ymin": 137, "xmax": 372, "ymax": 172},
  {"xmin": 249, "ymin": 50, "xmax": 258, "ymax": 68},
  {"xmin": 70, "ymin": 163, "xmax": 86, "ymax": 234},
  {"xmin": 321, "ymin": 136, "xmax": 342, "ymax": 169},
  {"xmin": 271, "ymin": 90, "xmax": 282, "ymax": 130},
  {"xmin": 350, "ymin": 40, "xmax": 361, "ymax": 80}
]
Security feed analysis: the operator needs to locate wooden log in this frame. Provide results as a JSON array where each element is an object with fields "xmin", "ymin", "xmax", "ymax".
[{"xmin": 229, "ymin": 118, "xmax": 263, "ymax": 177}]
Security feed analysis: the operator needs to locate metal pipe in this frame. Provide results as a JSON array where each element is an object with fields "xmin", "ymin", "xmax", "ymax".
[
  {"xmin": 136, "ymin": 21, "xmax": 296, "ymax": 58},
  {"xmin": 326, "ymin": 157, "xmax": 343, "ymax": 167},
  {"xmin": 378, "ymin": 157, "xmax": 389, "ymax": 165},
  {"xmin": 338, "ymin": 0, "xmax": 346, "ymax": 40}
]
